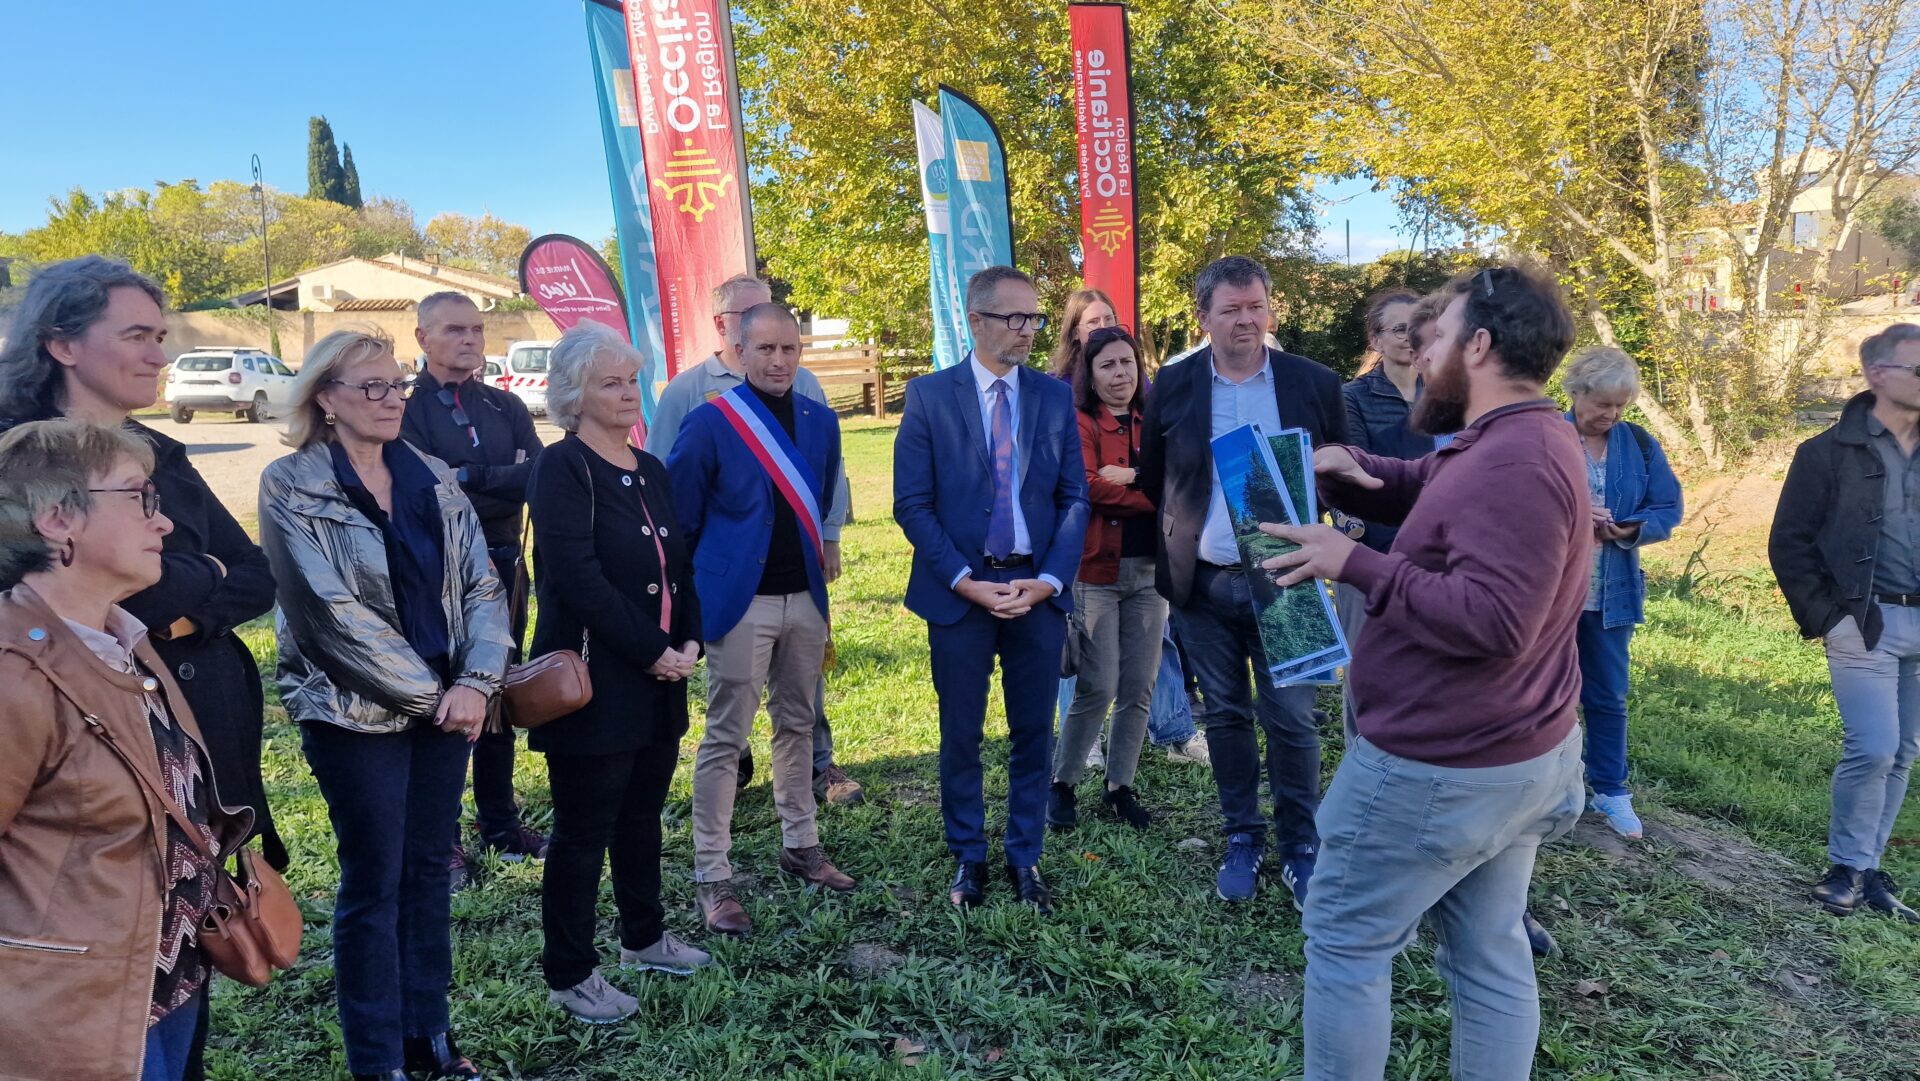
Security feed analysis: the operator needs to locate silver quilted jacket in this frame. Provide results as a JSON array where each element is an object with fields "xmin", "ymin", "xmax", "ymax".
[{"xmin": 258, "ymin": 440, "xmax": 512, "ymax": 734}]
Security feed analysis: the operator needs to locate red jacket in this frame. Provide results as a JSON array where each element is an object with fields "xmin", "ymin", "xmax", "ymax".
[{"xmin": 1077, "ymin": 407, "xmax": 1155, "ymax": 584}]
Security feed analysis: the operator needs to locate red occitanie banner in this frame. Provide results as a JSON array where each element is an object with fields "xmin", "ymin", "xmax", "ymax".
[
  {"xmin": 625, "ymin": 0, "xmax": 755, "ymax": 377},
  {"xmin": 1069, "ymin": 3, "xmax": 1138, "ymax": 336}
]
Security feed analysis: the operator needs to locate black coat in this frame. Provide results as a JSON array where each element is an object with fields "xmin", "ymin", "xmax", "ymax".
[
  {"xmin": 525, "ymin": 435, "xmax": 702, "ymax": 757},
  {"xmin": 1138, "ymin": 344, "xmax": 1350, "ymax": 607},
  {"xmin": 401, "ymin": 370, "xmax": 545, "ymax": 552},
  {"xmin": 0, "ymin": 415, "xmax": 283, "ymax": 864},
  {"xmin": 1340, "ymin": 366, "xmax": 1439, "ymax": 553},
  {"xmin": 1770, "ymin": 392, "xmax": 1894, "ymax": 649}
]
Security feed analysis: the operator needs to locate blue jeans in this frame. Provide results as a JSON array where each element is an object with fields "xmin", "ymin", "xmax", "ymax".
[
  {"xmin": 1148, "ymin": 620, "xmax": 1197, "ymax": 746},
  {"xmin": 1575, "ymin": 610, "xmax": 1634, "ymax": 797},
  {"xmin": 303, "ymin": 721, "xmax": 473, "ymax": 1075},
  {"xmin": 1823, "ymin": 606, "xmax": 1920, "ymax": 869},
  {"xmin": 1303, "ymin": 728, "xmax": 1584, "ymax": 1081},
  {"xmin": 928, "ymin": 567, "xmax": 1066, "ymax": 867},
  {"xmin": 142, "ymin": 991, "xmax": 202, "ymax": 1081},
  {"xmin": 1170, "ymin": 564, "xmax": 1320, "ymax": 846}
]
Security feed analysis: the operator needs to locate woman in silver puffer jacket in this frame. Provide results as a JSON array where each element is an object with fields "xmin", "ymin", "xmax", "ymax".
[{"xmin": 257, "ymin": 328, "xmax": 510, "ymax": 1081}]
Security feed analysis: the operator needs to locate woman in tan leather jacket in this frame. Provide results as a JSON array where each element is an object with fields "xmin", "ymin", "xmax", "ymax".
[
  {"xmin": 257, "ymin": 329, "xmax": 510, "ymax": 1081},
  {"xmin": 0, "ymin": 419, "xmax": 252, "ymax": 1081}
]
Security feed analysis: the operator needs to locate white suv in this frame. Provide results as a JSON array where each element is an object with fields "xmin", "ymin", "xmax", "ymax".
[{"xmin": 165, "ymin": 347, "xmax": 298, "ymax": 423}]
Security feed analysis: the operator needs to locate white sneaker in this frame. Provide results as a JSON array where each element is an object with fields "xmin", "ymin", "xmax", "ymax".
[
  {"xmin": 1590, "ymin": 792, "xmax": 1643, "ymax": 839},
  {"xmin": 549, "ymin": 969, "xmax": 638, "ymax": 1024},
  {"xmin": 1087, "ymin": 738, "xmax": 1108, "ymax": 772},
  {"xmin": 1166, "ymin": 731, "xmax": 1211, "ymax": 767},
  {"xmin": 620, "ymin": 930, "xmax": 712, "ymax": 976}
]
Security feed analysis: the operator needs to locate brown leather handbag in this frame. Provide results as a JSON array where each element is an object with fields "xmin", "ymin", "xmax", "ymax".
[{"xmin": 502, "ymin": 646, "xmax": 593, "ymax": 729}]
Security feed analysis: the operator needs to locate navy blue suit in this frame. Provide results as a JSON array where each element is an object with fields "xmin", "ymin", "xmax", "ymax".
[
  {"xmin": 894, "ymin": 360, "xmax": 1089, "ymax": 867},
  {"xmin": 667, "ymin": 388, "xmax": 840, "ymax": 641}
]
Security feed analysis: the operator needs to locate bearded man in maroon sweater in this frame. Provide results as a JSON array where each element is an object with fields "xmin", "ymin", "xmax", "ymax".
[{"xmin": 1262, "ymin": 264, "xmax": 1590, "ymax": 1081}]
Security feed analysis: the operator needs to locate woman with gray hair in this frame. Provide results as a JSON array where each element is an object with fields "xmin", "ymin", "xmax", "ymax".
[
  {"xmin": 527, "ymin": 320, "xmax": 709, "ymax": 1025},
  {"xmin": 258, "ymin": 328, "xmax": 510, "ymax": 1081},
  {"xmin": 0, "ymin": 419, "xmax": 252, "ymax": 1081},
  {"xmin": 1563, "ymin": 346, "xmax": 1684, "ymax": 839}
]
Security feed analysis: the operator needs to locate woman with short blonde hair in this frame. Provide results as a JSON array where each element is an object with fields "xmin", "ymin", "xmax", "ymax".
[{"xmin": 259, "ymin": 329, "xmax": 510, "ymax": 1080}]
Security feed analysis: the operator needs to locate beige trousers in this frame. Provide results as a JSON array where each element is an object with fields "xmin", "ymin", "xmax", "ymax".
[{"xmin": 693, "ymin": 592, "xmax": 827, "ymax": 881}]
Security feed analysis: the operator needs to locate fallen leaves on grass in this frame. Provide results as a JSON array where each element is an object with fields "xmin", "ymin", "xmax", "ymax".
[{"xmin": 1575, "ymin": 979, "xmax": 1611, "ymax": 997}]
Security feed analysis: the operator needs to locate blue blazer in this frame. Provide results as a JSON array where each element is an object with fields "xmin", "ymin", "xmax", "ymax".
[
  {"xmin": 668, "ymin": 390, "xmax": 841, "ymax": 641},
  {"xmin": 1567, "ymin": 414, "xmax": 1685, "ymax": 629},
  {"xmin": 893, "ymin": 362, "xmax": 1090, "ymax": 626}
]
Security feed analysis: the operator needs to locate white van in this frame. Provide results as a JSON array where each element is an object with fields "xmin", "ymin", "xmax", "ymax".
[{"xmin": 501, "ymin": 341, "xmax": 555, "ymax": 415}]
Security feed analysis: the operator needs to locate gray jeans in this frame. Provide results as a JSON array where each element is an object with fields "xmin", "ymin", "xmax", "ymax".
[
  {"xmin": 1056, "ymin": 557, "xmax": 1167, "ymax": 788},
  {"xmin": 1303, "ymin": 727, "xmax": 1584, "ymax": 1081},
  {"xmin": 1823, "ymin": 606, "xmax": 1920, "ymax": 870}
]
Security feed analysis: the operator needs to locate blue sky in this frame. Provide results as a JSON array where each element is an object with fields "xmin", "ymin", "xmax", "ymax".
[{"xmin": 2, "ymin": 1, "xmax": 1407, "ymax": 261}]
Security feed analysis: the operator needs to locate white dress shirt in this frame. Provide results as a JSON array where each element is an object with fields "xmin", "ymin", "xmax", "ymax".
[
  {"xmin": 1198, "ymin": 355, "xmax": 1285, "ymax": 567},
  {"xmin": 952, "ymin": 354, "xmax": 1063, "ymax": 595}
]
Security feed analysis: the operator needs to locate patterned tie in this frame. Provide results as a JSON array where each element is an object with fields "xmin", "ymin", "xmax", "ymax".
[{"xmin": 986, "ymin": 378, "xmax": 1016, "ymax": 561}]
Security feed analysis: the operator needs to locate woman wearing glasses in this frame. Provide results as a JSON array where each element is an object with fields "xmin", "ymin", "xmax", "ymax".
[
  {"xmin": 1332, "ymin": 288, "xmax": 1436, "ymax": 742},
  {"xmin": 258, "ymin": 329, "xmax": 512, "ymax": 1081},
  {"xmin": 0, "ymin": 419, "xmax": 255, "ymax": 1081}
]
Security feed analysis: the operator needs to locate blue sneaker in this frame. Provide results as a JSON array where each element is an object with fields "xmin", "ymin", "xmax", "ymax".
[
  {"xmin": 1216, "ymin": 833, "xmax": 1266, "ymax": 902},
  {"xmin": 1279, "ymin": 844, "xmax": 1317, "ymax": 911}
]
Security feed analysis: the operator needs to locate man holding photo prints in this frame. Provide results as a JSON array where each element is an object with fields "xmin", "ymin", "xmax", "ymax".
[
  {"xmin": 1138, "ymin": 255, "xmax": 1348, "ymax": 908},
  {"xmin": 1260, "ymin": 264, "xmax": 1588, "ymax": 1081}
]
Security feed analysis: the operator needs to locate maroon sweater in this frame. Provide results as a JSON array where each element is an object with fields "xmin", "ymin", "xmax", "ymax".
[{"xmin": 1327, "ymin": 400, "xmax": 1590, "ymax": 767}]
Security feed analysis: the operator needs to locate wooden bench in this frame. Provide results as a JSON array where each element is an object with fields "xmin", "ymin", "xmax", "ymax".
[{"xmin": 800, "ymin": 337, "xmax": 893, "ymax": 417}]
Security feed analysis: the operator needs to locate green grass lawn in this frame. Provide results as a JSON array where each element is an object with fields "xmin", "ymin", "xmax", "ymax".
[{"xmin": 212, "ymin": 418, "xmax": 1920, "ymax": 1079}]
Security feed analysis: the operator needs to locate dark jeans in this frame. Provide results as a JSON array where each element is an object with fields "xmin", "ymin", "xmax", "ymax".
[
  {"xmin": 473, "ymin": 542, "xmax": 530, "ymax": 847},
  {"xmin": 302, "ymin": 721, "xmax": 472, "ymax": 1075},
  {"xmin": 1170, "ymin": 563, "xmax": 1321, "ymax": 848},
  {"xmin": 1575, "ymin": 610, "xmax": 1634, "ymax": 797},
  {"xmin": 142, "ymin": 990, "xmax": 202, "ymax": 1081},
  {"xmin": 927, "ymin": 567, "xmax": 1066, "ymax": 867},
  {"xmin": 541, "ymin": 747, "xmax": 679, "ymax": 990}
]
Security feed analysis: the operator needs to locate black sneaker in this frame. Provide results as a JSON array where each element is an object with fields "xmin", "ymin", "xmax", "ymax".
[
  {"xmin": 1865, "ymin": 870, "xmax": 1920, "ymax": 924},
  {"xmin": 486, "ymin": 825, "xmax": 549, "ymax": 863},
  {"xmin": 1047, "ymin": 782, "xmax": 1078, "ymax": 831},
  {"xmin": 1812, "ymin": 864, "xmax": 1867, "ymax": 915},
  {"xmin": 1103, "ymin": 786, "xmax": 1150, "ymax": 830},
  {"xmin": 1521, "ymin": 909, "xmax": 1559, "ymax": 958},
  {"xmin": 737, "ymin": 749, "xmax": 755, "ymax": 788},
  {"xmin": 448, "ymin": 844, "xmax": 472, "ymax": 893}
]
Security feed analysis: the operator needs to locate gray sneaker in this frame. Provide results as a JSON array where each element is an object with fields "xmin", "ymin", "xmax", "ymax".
[
  {"xmin": 548, "ymin": 969, "xmax": 638, "ymax": 1024},
  {"xmin": 620, "ymin": 931, "xmax": 712, "ymax": 976},
  {"xmin": 1166, "ymin": 731, "xmax": 1211, "ymax": 766}
]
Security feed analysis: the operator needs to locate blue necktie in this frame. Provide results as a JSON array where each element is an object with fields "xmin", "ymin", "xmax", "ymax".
[{"xmin": 986, "ymin": 379, "xmax": 1015, "ymax": 561}]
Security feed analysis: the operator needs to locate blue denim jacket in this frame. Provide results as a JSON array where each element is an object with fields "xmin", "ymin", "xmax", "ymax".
[{"xmin": 1570, "ymin": 414, "xmax": 1685, "ymax": 628}]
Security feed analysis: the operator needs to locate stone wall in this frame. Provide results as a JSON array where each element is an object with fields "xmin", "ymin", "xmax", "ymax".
[{"xmin": 165, "ymin": 309, "xmax": 559, "ymax": 366}]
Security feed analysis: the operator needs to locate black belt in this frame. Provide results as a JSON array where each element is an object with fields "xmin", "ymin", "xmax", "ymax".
[
  {"xmin": 1878, "ymin": 593, "xmax": 1920, "ymax": 607},
  {"xmin": 1199, "ymin": 560, "xmax": 1242, "ymax": 573},
  {"xmin": 983, "ymin": 554, "xmax": 1033, "ymax": 570}
]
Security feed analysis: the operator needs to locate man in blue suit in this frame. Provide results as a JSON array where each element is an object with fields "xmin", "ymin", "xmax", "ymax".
[
  {"xmin": 670, "ymin": 304, "xmax": 857, "ymax": 936},
  {"xmin": 894, "ymin": 265, "xmax": 1090, "ymax": 914}
]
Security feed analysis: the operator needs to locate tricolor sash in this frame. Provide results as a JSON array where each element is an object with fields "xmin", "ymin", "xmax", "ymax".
[{"xmin": 710, "ymin": 385, "xmax": 827, "ymax": 569}]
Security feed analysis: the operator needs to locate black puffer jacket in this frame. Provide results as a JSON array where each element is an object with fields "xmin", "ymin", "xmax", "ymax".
[{"xmin": 1770, "ymin": 392, "xmax": 1892, "ymax": 650}]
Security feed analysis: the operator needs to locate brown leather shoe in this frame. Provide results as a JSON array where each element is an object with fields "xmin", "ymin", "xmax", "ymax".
[
  {"xmin": 815, "ymin": 765, "xmax": 866, "ymax": 806},
  {"xmin": 778, "ymin": 844, "xmax": 857, "ymax": 892},
  {"xmin": 698, "ymin": 880, "xmax": 752, "ymax": 935}
]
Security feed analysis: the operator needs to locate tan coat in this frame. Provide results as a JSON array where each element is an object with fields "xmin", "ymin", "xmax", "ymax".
[{"xmin": 0, "ymin": 584, "xmax": 251, "ymax": 1081}]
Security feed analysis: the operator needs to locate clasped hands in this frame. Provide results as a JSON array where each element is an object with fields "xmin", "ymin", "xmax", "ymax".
[
  {"xmin": 957, "ymin": 575, "xmax": 1055, "ymax": 619},
  {"xmin": 1259, "ymin": 446, "xmax": 1383, "ymax": 589},
  {"xmin": 1591, "ymin": 506, "xmax": 1640, "ymax": 544},
  {"xmin": 648, "ymin": 641, "xmax": 701, "ymax": 682}
]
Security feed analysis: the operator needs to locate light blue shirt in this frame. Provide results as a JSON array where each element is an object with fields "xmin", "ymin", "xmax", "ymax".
[
  {"xmin": 645, "ymin": 352, "xmax": 847, "ymax": 539},
  {"xmin": 951, "ymin": 354, "xmax": 1063, "ymax": 596},
  {"xmin": 1199, "ymin": 356, "xmax": 1286, "ymax": 567}
]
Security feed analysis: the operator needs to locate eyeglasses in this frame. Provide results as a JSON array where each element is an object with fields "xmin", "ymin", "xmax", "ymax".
[
  {"xmin": 1477, "ymin": 268, "xmax": 1497, "ymax": 297},
  {"xmin": 1875, "ymin": 363, "xmax": 1920, "ymax": 378},
  {"xmin": 1384, "ymin": 323, "xmax": 1412, "ymax": 339},
  {"xmin": 330, "ymin": 378, "xmax": 417, "ymax": 401},
  {"xmin": 437, "ymin": 386, "xmax": 479, "ymax": 448},
  {"xmin": 88, "ymin": 479, "xmax": 162, "ymax": 519},
  {"xmin": 973, "ymin": 310, "xmax": 1050, "ymax": 333}
]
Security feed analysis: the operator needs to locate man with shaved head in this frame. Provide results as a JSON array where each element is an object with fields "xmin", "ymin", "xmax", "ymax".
[
  {"xmin": 401, "ymin": 289, "xmax": 548, "ymax": 875},
  {"xmin": 668, "ymin": 302, "xmax": 856, "ymax": 934}
]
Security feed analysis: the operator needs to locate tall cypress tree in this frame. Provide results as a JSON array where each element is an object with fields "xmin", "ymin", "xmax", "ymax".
[
  {"xmin": 340, "ymin": 144, "xmax": 363, "ymax": 209},
  {"xmin": 306, "ymin": 116, "xmax": 347, "ymax": 204}
]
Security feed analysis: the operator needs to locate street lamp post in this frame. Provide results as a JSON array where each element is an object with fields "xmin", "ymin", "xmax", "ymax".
[{"xmin": 251, "ymin": 154, "xmax": 281, "ymax": 357}]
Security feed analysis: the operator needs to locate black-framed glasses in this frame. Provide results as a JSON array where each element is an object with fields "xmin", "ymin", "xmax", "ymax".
[
  {"xmin": 973, "ymin": 310, "xmax": 1050, "ymax": 333},
  {"xmin": 88, "ymin": 479, "xmax": 161, "ymax": 519},
  {"xmin": 330, "ymin": 378, "xmax": 416, "ymax": 401},
  {"xmin": 1477, "ymin": 268, "xmax": 1497, "ymax": 297},
  {"xmin": 437, "ymin": 386, "xmax": 479, "ymax": 448}
]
